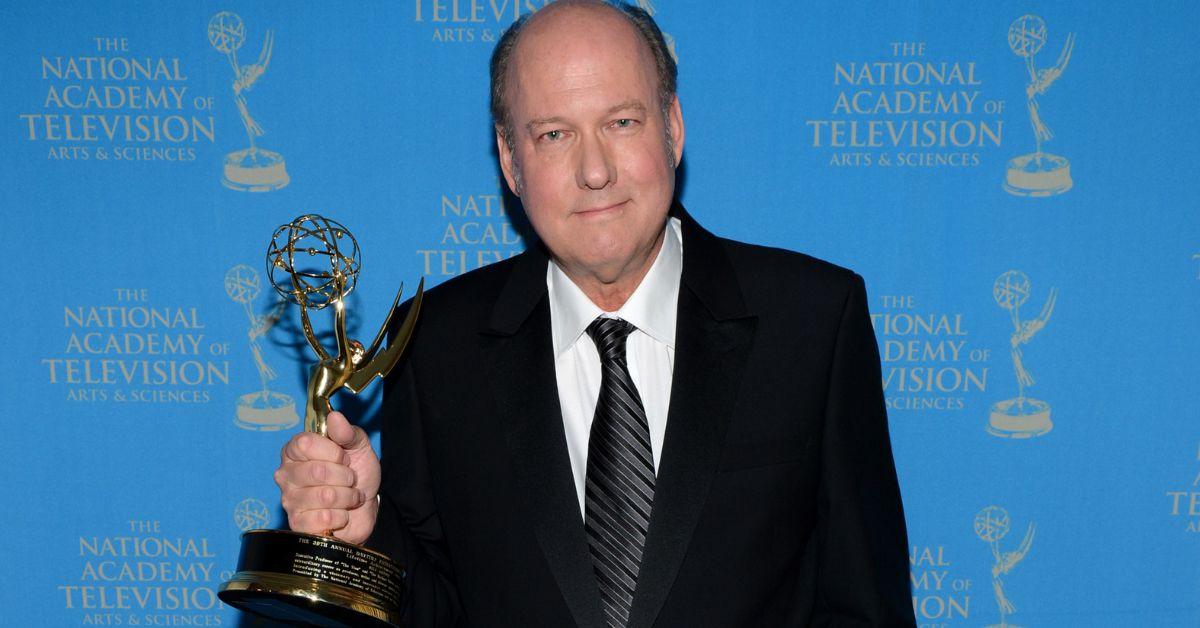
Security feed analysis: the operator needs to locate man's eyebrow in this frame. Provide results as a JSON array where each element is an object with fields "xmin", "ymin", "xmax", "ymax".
[
  {"xmin": 606, "ymin": 100, "xmax": 646, "ymax": 115},
  {"xmin": 525, "ymin": 116, "xmax": 566, "ymax": 135}
]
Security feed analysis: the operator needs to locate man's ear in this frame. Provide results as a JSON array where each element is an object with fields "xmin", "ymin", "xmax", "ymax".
[
  {"xmin": 495, "ymin": 126, "xmax": 520, "ymax": 197},
  {"xmin": 667, "ymin": 95, "xmax": 685, "ymax": 167}
]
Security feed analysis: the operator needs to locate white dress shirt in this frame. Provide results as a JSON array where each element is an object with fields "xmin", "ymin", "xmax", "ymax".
[{"xmin": 548, "ymin": 217, "xmax": 683, "ymax": 517}]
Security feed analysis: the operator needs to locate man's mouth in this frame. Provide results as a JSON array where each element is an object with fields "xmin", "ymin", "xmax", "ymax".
[{"xmin": 575, "ymin": 200, "xmax": 628, "ymax": 216}]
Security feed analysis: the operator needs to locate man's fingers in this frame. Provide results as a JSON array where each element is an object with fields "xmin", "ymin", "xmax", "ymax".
[
  {"xmin": 275, "ymin": 460, "xmax": 357, "ymax": 490},
  {"xmin": 275, "ymin": 412, "xmax": 378, "ymax": 540},
  {"xmin": 288, "ymin": 508, "xmax": 352, "ymax": 535},
  {"xmin": 326, "ymin": 411, "xmax": 370, "ymax": 453},
  {"xmin": 281, "ymin": 431, "xmax": 345, "ymax": 464},
  {"xmin": 281, "ymin": 485, "xmax": 367, "ymax": 515}
]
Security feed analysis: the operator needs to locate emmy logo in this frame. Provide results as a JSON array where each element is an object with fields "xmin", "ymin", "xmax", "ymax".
[
  {"xmin": 1003, "ymin": 15, "xmax": 1075, "ymax": 197},
  {"xmin": 974, "ymin": 506, "xmax": 1035, "ymax": 628},
  {"xmin": 208, "ymin": 12, "xmax": 290, "ymax": 192},
  {"xmin": 224, "ymin": 264, "xmax": 298, "ymax": 431},
  {"xmin": 233, "ymin": 498, "xmax": 270, "ymax": 532},
  {"xmin": 988, "ymin": 270, "xmax": 1057, "ymax": 438},
  {"xmin": 1193, "ymin": 253, "xmax": 1200, "ymax": 279}
]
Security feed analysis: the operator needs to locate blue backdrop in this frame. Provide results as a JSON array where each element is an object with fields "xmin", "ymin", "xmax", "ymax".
[{"xmin": 3, "ymin": 1, "xmax": 1198, "ymax": 626}]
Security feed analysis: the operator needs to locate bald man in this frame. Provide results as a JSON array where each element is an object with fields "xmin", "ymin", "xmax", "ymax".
[{"xmin": 275, "ymin": 2, "xmax": 914, "ymax": 626}]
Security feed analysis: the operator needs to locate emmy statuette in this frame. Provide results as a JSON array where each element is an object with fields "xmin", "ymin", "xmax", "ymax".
[
  {"xmin": 218, "ymin": 215, "xmax": 424, "ymax": 627},
  {"xmin": 988, "ymin": 270, "xmax": 1056, "ymax": 438},
  {"xmin": 208, "ymin": 12, "xmax": 290, "ymax": 192},
  {"xmin": 1003, "ymin": 14, "xmax": 1075, "ymax": 197},
  {"xmin": 974, "ymin": 506, "xmax": 1036, "ymax": 628},
  {"xmin": 224, "ymin": 264, "xmax": 299, "ymax": 431}
]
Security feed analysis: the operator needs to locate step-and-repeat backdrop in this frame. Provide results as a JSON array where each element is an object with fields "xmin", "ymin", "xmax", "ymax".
[{"xmin": 3, "ymin": 1, "xmax": 1197, "ymax": 626}]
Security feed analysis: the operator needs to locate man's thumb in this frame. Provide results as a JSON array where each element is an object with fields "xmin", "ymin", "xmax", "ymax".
[{"xmin": 326, "ymin": 411, "xmax": 366, "ymax": 451}]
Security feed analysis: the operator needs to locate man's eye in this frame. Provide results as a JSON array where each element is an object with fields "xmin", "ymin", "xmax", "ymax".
[
  {"xmin": 542, "ymin": 130, "xmax": 563, "ymax": 141},
  {"xmin": 614, "ymin": 118, "xmax": 635, "ymax": 128}
]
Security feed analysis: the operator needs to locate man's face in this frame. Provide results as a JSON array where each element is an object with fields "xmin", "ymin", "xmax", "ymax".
[{"xmin": 496, "ymin": 6, "xmax": 685, "ymax": 285}]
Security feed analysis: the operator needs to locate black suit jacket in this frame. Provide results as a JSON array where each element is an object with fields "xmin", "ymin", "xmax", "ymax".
[{"xmin": 369, "ymin": 208, "xmax": 914, "ymax": 627}]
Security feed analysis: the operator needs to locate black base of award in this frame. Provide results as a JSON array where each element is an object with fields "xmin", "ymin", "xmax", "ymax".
[{"xmin": 218, "ymin": 529, "xmax": 405, "ymax": 627}]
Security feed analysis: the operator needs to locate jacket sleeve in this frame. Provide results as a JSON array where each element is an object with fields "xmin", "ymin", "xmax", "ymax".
[
  {"xmin": 811, "ymin": 273, "xmax": 915, "ymax": 627},
  {"xmin": 367, "ymin": 351, "xmax": 464, "ymax": 627}
]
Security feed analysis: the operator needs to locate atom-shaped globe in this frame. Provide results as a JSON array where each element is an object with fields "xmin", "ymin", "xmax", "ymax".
[
  {"xmin": 993, "ymin": 270, "xmax": 1031, "ymax": 311},
  {"xmin": 266, "ymin": 214, "xmax": 361, "ymax": 310},
  {"xmin": 234, "ymin": 498, "xmax": 270, "ymax": 532},
  {"xmin": 1008, "ymin": 14, "xmax": 1047, "ymax": 58},
  {"xmin": 974, "ymin": 506, "xmax": 1011, "ymax": 543},
  {"xmin": 224, "ymin": 264, "xmax": 261, "ymax": 304},
  {"xmin": 207, "ymin": 11, "xmax": 246, "ymax": 55}
]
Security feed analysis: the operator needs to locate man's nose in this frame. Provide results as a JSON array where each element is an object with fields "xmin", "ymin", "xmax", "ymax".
[{"xmin": 576, "ymin": 132, "xmax": 615, "ymax": 190}]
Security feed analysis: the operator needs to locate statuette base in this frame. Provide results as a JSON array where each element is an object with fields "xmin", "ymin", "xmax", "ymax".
[
  {"xmin": 219, "ymin": 529, "xmax": 404, "ymax": 627},
  {"xmin": 987, "ymin": 398, "xmax": 1052, "ymax": 438},
  {"xmin": 1003, "ymin": 153, "xmax": 1072, "ymax": 197},
  {"xmin": 222, "ymin": 148, "xmax": 290, "ymax": 192}
]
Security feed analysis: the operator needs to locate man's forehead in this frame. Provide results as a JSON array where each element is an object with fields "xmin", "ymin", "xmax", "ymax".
[
  {"xmin": 508, "ymin": 7, "xmax": 654, "ymax": 97},
  {"xmin": 513, "ymin": 2, "xmax": 648, "ymax": 70}
]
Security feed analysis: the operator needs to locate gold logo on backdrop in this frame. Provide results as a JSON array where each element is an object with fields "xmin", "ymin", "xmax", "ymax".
[
  {"xmin": 1194, "ymin": 443, "xmax": 1200, "ymax": 487},
  {"xmin": 989, "ymin": 271, "xmax": 1057, "ymax": 438},
  {"xmin": 909, "ymin": 545, "xmax": 973, "ymax": 623},
  {"xmin": 225, "ymin": 264, "xmax": 299, "ymax": 431},
  {"xmin": 233, "ymin": 498, "xmax": 271, "ymax": 532},
  {"xmin": 208, "ymin": 12, "xmax": 290, "ymax": 192},
  {"xmin": 1165, "ymin": 443, "xmax": 1200, "ymax": 532},
  {"xmin": 60, "ymin": 520, "xmax": 221, "ymax": 620},
  {"xmin": 420, "ymin": 183, "xmax": 524, "ymax": 277},
  {"xmin": 412, "ymin": 0, "xmax": 549, "ymax": 43},
  {"xmin": 1004, "ymin": 15, "xmax": 1075, "ymax": 197},
  {"xmin": 974, "ymin": 506, "xmax": 1035, "ymax": 628}
]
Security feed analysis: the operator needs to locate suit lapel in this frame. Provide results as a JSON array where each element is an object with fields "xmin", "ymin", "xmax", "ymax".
[
  {"xmin": 478, "ymin": 247, "xmax": 607, "ymax": 628},
  {"xmin": 627, "ymin": 209, "xmax": 758, "ymax": 628}
]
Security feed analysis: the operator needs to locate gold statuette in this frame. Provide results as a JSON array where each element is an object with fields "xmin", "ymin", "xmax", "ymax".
[{"xmin": 218, "ymin": 214, "xmax": 423, "ymax": 627}]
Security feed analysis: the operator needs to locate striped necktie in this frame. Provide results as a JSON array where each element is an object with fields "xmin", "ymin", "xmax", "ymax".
[{"xmin": 584, "ymin": 317, "xmax": 655, "ymax": 628}]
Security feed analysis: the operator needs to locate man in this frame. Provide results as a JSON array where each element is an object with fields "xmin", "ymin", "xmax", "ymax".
[{"xmin": 275, "ymin": 1, "xmax": 914, "ymax": 626}]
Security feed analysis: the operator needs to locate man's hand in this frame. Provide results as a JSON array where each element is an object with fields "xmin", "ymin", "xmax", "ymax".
[{"xmin": 275, "ymin": 411, "xmax": 380, "ymax": 544}]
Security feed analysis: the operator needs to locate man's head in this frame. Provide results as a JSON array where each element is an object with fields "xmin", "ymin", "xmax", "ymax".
[
  {"xmin": 491, "ymin": 1, "xmax": 678, "ymax": 155},
  {"xmin": 490, "ymin": 0, "xmax": 685, "ymax": 293}
]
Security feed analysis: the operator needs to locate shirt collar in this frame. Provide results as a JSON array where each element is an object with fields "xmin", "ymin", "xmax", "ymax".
[{"xmin": 548, "ymin": 217, "xmax": 683, "ymax": 357}]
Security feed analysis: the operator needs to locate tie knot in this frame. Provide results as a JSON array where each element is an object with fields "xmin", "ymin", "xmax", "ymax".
[{"xmin": 586, "ymin": 317, "xmax": 634, "ymax": 362}]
